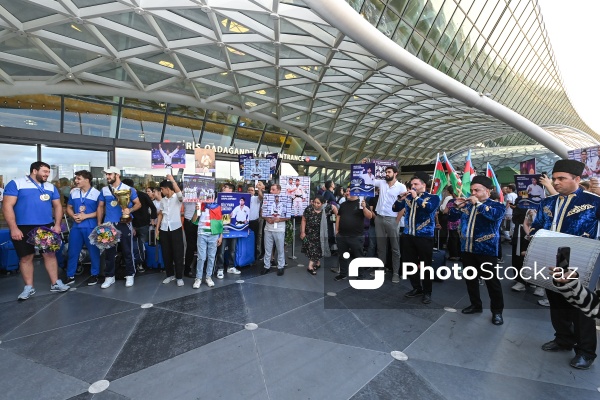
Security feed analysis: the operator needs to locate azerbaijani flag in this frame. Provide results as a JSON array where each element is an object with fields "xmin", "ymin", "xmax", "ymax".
[
  {"xmin": 486, "ymin": 162, "xmax": 504, "ymax": 203},
  {"xmin": 462, "ymin": 149, "xmax": 476, "ymax": 197},
  {"xmin": 443, "ymin": 152, "xmax": 464, "ymax": 197},
  {"xmin": 431, "ymin": 153, "xmax": 448, "ymax": 198}
]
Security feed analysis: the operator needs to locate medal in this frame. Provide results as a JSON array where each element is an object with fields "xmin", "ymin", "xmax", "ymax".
[
  {"xmin": 110, "ymin": 200, "xmax": 118, "ymax": 207},
  {"xmin": 27, "ymin": 175, "xmax": 51, "ymax": 202},
  {"xmin": 40, "ymin": 194, "xmax": 50, "ymax": 201},
  {"xmin": 79, "ymin": 205, "xmax": 86, "ymax": 212},
  {"xmin": 79, "ymin": 188, "xmax": 91, "ymax": 213}
]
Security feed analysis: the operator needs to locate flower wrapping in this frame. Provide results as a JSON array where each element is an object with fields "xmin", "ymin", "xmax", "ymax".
[
  {"xmin": 26, "ymin": 226, "xmax": 62, "ymax": 253},
  {"xmin": 88, "ymin": 222, "xmax": 121, "ymax": 253}
]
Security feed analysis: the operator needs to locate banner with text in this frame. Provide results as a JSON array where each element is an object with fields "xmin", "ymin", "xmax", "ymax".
[
  {"xmin": 350, "ymin": 163, "xmax": 376, "ymax": 196},
  {"xmin": 217, "ymin": 192, "xmax": 251, "ymax": 238},
  {"xmin": 514, "ymin": 174, "xmax": 545, "ymax": 209}
]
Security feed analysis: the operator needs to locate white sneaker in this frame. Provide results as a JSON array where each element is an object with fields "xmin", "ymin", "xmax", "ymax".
[
  {"xmin": 533, "ymin": 287, "xmax": 545, "ymax": 297},
  {"xmin": 511, "ymin": 282, "xmax": 526, "ymax": 292},
  {"xmin": 227, "ymin": 267, "xmax": 241, "ymax": 275},
  {"xmin": 162, "ymin": 276, "xmax": 175, "ymax": 284},
  {"xmin": 125, "ymin": 276, "xmax": 134, "ymax": 287},
  {"xmin": 193, "ymin": 279, "xmax": 201, "ymax": 289},
  {"xmin": 50, "ymin": 279, "xmax": 70, "ymax": 293},
  {"xmin": 217, "ymin": 269, "xmax": 224, "ymax": 279},
  {"xmin": 101, "ymin": 276, "xmax": 115, "ymax": 289},
  {"xmin": 177, "ymin": 279, "xmax": 184, "ymax": 287},
  {"xmin": 206, "ymin": 277, "xmax": 215, "ymax": 287},
  {"xmin": 17, "ymin": 285, "xmax": 36, "ymax": 301}
]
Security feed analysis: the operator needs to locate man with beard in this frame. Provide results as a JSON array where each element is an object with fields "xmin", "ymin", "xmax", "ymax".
[
  {"xmin": 98, "ymin": 167, "xmax": 142, "ymax": 288},
  {"xmin": 3, "ymin": 161, "xmax": 70, "ymax": 300}
]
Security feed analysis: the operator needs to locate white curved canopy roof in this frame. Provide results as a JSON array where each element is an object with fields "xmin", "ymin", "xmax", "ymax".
[{"xmin": 0, "ymin": 0, "xmax": 595, "ymax": 164}]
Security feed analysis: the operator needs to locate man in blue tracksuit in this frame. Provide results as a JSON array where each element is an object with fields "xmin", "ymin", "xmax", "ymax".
[
  {"xmin": 397, "ymin": 172, "xmax": 440, "ymax": 304},
  {"xmin": 65, "ymin": 170, "xmax": 102, "ymax": 286},
  {"xmin": 451, "ymin": 176, "xmax": 505, "ymax": 325}
]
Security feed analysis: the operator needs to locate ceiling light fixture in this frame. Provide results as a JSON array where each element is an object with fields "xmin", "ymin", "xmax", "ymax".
[
  {"xmin": 70, "ymin": 24, "xmax": 82, "ymax": 32},
  {"xmin": 255, "ymin": 90, "xmax": 267, "ymax": 95},
  {"xmin": 221, "ymin": 19, "xmax": 249, "ymax": 33},
  {"xmin": 227, "ymin": 47, "xmax": 245, "ymax": 56},
  {"xmin": 245, "ymin": 101, "xmax": 257, "ymax": 107},
  {"xmin": 159, "ymin": 60, "xmax": 174, "ymax": 68}
]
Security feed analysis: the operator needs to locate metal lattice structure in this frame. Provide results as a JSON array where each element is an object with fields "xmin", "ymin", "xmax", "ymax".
[{"xmin": 0, "ymin": 0, "xmax": 595, "ymax": 164}]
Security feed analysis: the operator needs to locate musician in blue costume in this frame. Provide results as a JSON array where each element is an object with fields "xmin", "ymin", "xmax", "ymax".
[
  {"xmin": 451, "ymin": 176, "xmax": 505, "ymax": 325},
  {"xmin": 395, "ymin": 171, "xmax": 440, "ymax": 304},
  {"xmin": 529, "ymin": 159, "xmax": 600, "ymax": 370}
]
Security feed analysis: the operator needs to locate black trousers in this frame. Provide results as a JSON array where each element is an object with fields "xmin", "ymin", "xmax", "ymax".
[
  {"xmin": 511, "ymin": 225, "xmax": 528, "ymax": 284},
  {"xmin": 160, "ymin": 227, "xmax": 185, "ymax": 279},
  {"xmin": 546, "ymin": 288, "xmax": 597, "ymax": 358},
  {"xmin": 336, "ymin": 235, "xmax": 364, "ymax": 277},
  {"xmin": 461, "ymin": 252, "xmax": 504, "ymax": 314},
  {"xmin": 216, "ymin": 237, "xmax": 237, "ymax": 270},
  {"xmin": 249, "ymin": 219, "xmax": 262, "ymax": 258},
  {"xmin": 183, "ymin": 218, "xmax": 197, "ymax": 275},
  {"xmin": 447, "ymin": 230, "xmax": 461, "ymax": 259},
  {"xmin": 402, "ymin": 235, "xmax": 434, "ymax": 294}
]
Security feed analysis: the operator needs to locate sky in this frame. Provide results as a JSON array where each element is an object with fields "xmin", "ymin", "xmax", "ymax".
[{"xmin": 537, "ymin": 0, "xmax": 600, "ymax": 134}]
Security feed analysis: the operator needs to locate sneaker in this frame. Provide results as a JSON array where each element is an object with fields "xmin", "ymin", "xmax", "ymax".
[
  {"xmin": 162, "ymin": 276, "xmax": 175, "ymax": 284},
  {"xmin": 87, "ymin": 276, "xmax": 99, "ymax": 286},
  {"xmin": 405, "ymin": 288, "xmax": 423, "ymax": 298},
  {"xmin": 334, "ymin": 274, "xmax": 347, "ymax": 281},
  {"xmin": 193, "ymin": 279, "xmax": 201, "ymax": 289},
  {"xmin": 50, "ymin": 279, "xmax": 70, "ymax": 293},
  {"xmin": 227, "ymin": 267, "xmax": 241, "ymax": 275},
  {"xmin": 217, "ymin": 269, "xmax": 224, "ymax": 279},
  {"xmin": 137, "ymin": 265, "xmax": 146, "ymax": 273},
  {"xmin": 177, "ymin": 279, "xmax": 184, "ymax": 287},
  {"xmin": 101, "ymin": 276, "xmax": 115, "ymax": 289},
  {"xmin": 392, "ymin": 273, "xmax": 400, "ymax": 283},
  {"xmin": 277, "ymin": 269, "xmax": 284, "ymax": 276},
  {"xmin": 206, "ymin": 277, "xmax": 215, "ymax": 287},
  {"xmin": 17, "ymin": 285, "xmax": 36, "ymax": 301},
  {"xmin": 533, "ymin": 287, "xmax": 545, "ymax": 297},
  {"xmin": 538, "ymin": 299, "xmax": 550, "ymax": 307},
  {"xmin": 65, "ymin": 276, "xmax": 76, "ymax": 285},
  {"xmin": 511, "ymin": 282, "xmax": 526, "ymax": 292},
  {"xmin": 125, "ymin": 276, "xmax": 134, "ymax": 287}
]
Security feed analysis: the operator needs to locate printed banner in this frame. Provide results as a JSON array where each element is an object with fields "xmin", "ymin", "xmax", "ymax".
[
  {"xmin": 261, "ymin": 193, "xmax": 291, "ymax": 218},
  {"xmin": 266, "ymin": 153, "xmax": 280, "ymax": 176},
  {"xmin": 243, "ymin": 158, "xmax": 271, "ymax": 181},
  {"xmin": 238, "ymin": 153, "xmax": 254, "ymax": 177},
  {"xmin": 519, "ymin": 158, "xmax": 536, "ymax": 175},
  {"xmin": 514, "ymin": 174, "xmax": 545, "ymax": 209},
  {"xmin": 194, "ymin": 148, "xmax": 216, "ymax": 175},
  {"xmin": 183, "ymin": 175, "xmax": 215, "ymax": 203},
  {"xmin": 151, "ymin": 142, "xmax": 186, "ymax": 169},
  {"xmin": 567, "ymin": 147, "xmax": 600, "ymax": 179},
  {"xmin": 281, "ymin": 176, "xmax": 310, "ymax": 217},
  {"xmin": 373, "ymin": 159, "xmax": 397, "ymax": 180},
  {"xmin": 350, "ymin": 163, "xmax": 376, "ymax": 196},
  {"xmin": 217, "ymin": 192, "xmax": 251, "ymax": 238}
]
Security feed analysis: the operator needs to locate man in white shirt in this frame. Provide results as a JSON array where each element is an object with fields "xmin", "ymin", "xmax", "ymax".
[
  {"xmin": 158, "ymin": 144, "xmax": 174, "ymax": 168},
  {"xmin": 285, "ymin": 178, "xmax": 295, "ymax": 196},
  {"xmin": 526, "ymin": 177, "xmax": 545, "ymax": 201},
  {"xmin": 249, "ymin": 160, "xmax": 262, "ymax": 179},
  {"xmin": 373, "ymin": 165, "xmax": 407, "ymax": 283},
  {"xmin": 360, "ymin": 166, "xmax": 375, "ymax": 186},
  {"xmin": 260, "ymin": 184, "xmax": 289, "ymax": 276},
  {"xmin": 248, "ymin": 183, "xmax": 264, "ymax": 259},
  {"xmin": 503, "ymin": 184, "xmax": 518, "ymax": 241},
  {"xmin": 156, "ymin": 174, "xmax": 185, "ymax": 287},
  {"xmin": 270, "ymin": 195, "xmax": 284, "ymax": 217},
  {"xmin": 580, "ymin": 149, "xmax": 594, "ymax": 179},
  {"xmin": 292, "ymin": 179, "xmax": 305, "ymax": 216},
  {"xmin": 231, "ymin": 198, "xmax": 250, "ymax": 225}
]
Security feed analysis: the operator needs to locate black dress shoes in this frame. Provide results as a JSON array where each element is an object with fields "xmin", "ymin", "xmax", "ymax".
[
  {"xmin": 404, "ymin": 288, "xmax": 424, "ymax": 298},
  {"xmin": 491, "ymin": 313, "xmax": 503, "ymax": 325},
  {"xmin": 277, "ymin": 269, "xmax": 284, "ymax": 276},
  {"xmin": 422, "ymin": 294, "xmax": 432, "ymax": 304},
  {"xmin": 260, "ymin": 268, "xmax": 270, "ymax": 275},
  {"xmin": 541, "ymin": 340, "xmax": 572, "ymax": 352},
  {"xmin": 461, "ymin": 305, "xmax": 483, "ymax": 314},
  {"xmin": 570, "ymin": 354, "xmax": 594, "ymax": 370}
]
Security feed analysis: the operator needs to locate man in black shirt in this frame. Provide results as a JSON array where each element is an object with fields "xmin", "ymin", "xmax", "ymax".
[
  {"xmin": 122, "ymin": 179, "xmax": 157, "ymax": 273},
  {"xmin": 334, "ymin": 187, "xmax": 373, "ymax": 280}
]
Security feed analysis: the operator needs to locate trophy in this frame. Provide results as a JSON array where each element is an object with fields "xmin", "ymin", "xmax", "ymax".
[{"xmin": 113, "ymin": 189, "xmax": 132, "ymax": 223}]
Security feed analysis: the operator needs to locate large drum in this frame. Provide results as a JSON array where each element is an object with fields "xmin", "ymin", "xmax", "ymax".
[{"xmin": 523, "ymin": 229, "xmax": 600, "ymax": 292}]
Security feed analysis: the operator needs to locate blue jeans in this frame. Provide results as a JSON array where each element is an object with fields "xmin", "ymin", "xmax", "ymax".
[
  {"xmin": 133, "ymin": 225, "xmax": 149, "ymax": 265},
  {"xmin": 67, "ymin": 226, "xmax": 101, "ymax": 277},
  {"xmin": 197, "ymin": 234, "xmax": 219, "ymax": 278},
  {"xmin": 264, "ymin": 230, "xmax": 285, "ymax": 269}
]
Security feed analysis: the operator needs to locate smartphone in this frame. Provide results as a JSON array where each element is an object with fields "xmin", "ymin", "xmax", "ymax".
[{"xmin": 556, "ymin": 247, "xmax": 570, "ymax": 271}]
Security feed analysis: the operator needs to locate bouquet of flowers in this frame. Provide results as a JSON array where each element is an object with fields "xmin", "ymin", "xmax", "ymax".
[
  {"xmin": 88, "ymin": 223, "xmax": 121, "ymax": 253},
  {"xmin": 26, "ymin": 226, "xmax": 62, "ymax": 253}
]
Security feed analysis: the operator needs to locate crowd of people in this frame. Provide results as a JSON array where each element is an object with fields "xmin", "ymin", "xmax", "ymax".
[{"xmin": 2, "ymin": 158, "xmax": 599, "ymax": 371}]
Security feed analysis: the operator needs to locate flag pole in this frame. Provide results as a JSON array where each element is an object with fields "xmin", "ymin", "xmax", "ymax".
[{"xmin": 430, "ymin": 153, "xmax": 439, "ymax": 193}]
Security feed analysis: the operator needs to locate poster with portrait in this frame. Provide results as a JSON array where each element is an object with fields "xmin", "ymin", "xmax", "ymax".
[
  {"xmin": 183, "ymin": 175, "xmax": 215, "ymax": 203},
  {"xmin": 238, "ymin": 153, "xmax": 254, "ymax": 177},
  {"xmin": 514, "ymin": 174, "xmax": 545, "ymax": 209},
  {"xmin": 194, "ymin": 148, "xmax": 216, "ymax": 175},
  {"xmin": 243, "ymin": 159, "xmax": 271, "ymax": 181},
  {"xmin": 266, "ymin": 153, "xmax": 280, "ymax": 176},
  {"xmin": 151, "ymin": 142, "xmax": 186, "ymax": 169},
  {"xmin": 281, "ymin": 176, "xmax": 310, "ymax": 216},
  {"xmin": 519, "ymin": 158, "xmax": 536, "ymax": 175},
  {"xmin": 373, "ymin": 159, "xmax": 397, "ymax": 180},
  {"xmin": 261, "ymin": 193, "xmax": 291, "ymax": 219},
  {"xmin": 350, "ymin": 163, "xmax": 376, "ymax": 196},
  {"xmin": 568, "ymin": 147, "xmax": 600, "ymax": 179},
  {"xmin": 217, "ymin": 192, "xmax": 251, "ymax": 238}
]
